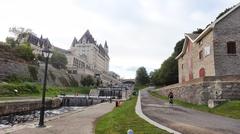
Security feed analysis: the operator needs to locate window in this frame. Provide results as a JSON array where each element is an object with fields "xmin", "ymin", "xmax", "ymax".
[
  {"xmin": 204, "ymin": 46, "xmax": 210, "ymax": 56},
  {"xmin": 199, "ymin": 50, "xmax": 203, "ymax": 59},
  {"xmin": 227, "ymin": 41, "xmax": 236, "ymax": 54}
]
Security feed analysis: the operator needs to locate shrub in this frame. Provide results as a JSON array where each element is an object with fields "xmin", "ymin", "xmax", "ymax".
[
  {"xmin": 0, "ymin": 82, "xmax": 40, "ymax": 96},
  {"xmin": 28, "ymin": 65, "xmax": 38, "ymax": 81},
  {"xmin": 50, "ymin": 51, "xmax": 68, "ymax": 69},
  {"xmin": 6, "ymin": 37, "xmax": 17, "ymax": 48},
  {"xmin": 81, "ymin": 75, "xmax": 95, "ymax": 87},
  {"xmin": 4, "ymin": 74, "xmax": 32, "ymax": 83},
  {"xmin": 15, "ymin": 43, "xmax": 35, "ymax": 61}
]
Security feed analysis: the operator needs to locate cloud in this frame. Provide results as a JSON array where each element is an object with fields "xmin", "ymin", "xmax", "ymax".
[{"xmin": 0, "ymin": 0, "xmax": 239, "ymax": 79}]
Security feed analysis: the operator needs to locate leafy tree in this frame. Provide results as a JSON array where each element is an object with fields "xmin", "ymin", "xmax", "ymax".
[
  {"xmin": 173, "ymin": 39, "xmax": 185, "ymax": 57},
  {"xmin": 50, "ymin": 51, "xmax": 68, "ymax": 69},
  {"xmin": 81, "ymin": 75, "xmax": 95, "ymax": 87},
  {"xmin": 192, "ymin": 28, "xmax": 204, "ymax": 34},
  {"xmin": 6, "ymin": 37, "xmax": 17, "ymax": 47},
  {"xmin": 15, "ymin": 43, "xmax": 35, "ymax": 61},
  {"xmin": 151, "ymin": 39, "xmax": 184, "ymax": 86},
  {"xmin": 135, "ymin": 67, "xmax": 150, "ymax": 85}
]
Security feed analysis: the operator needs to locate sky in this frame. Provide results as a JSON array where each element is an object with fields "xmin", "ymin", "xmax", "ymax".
[{"xmin": 0, "ymin": 0, "xmax": 239, "ymax": 79}]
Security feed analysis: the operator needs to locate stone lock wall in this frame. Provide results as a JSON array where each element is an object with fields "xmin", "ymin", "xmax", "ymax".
[
  {"xmin": 156, "ymin": 76, "xmax": 240, "ymax": 104},
  {"xmin": 0, "ymin": 98, "xmax": 62, "ymax": 116}
]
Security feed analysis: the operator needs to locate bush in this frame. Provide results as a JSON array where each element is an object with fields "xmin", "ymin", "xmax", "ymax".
[
  {"xmin": 28, "ymin": 65, "xmax": 38, "ymax": 81},
  {"xmin": 6, "ymin": 37, "xmax": 17, "ymax": 48},
  {"xmin": 81, "ymin": 75, "xmax": 95, "ymax": 87},
  {"xmin": 15, "ymin": 43, "xmax": 35, "ymax": 61},
  {"xmin": 0, "ymin": 82, "xmax": 40, "ymax": 96},
  {"xmin": 50, "ymin": 51, "xmax": 68, "ymax": 69},
  {"xmin": 4, "ymin": 74, "xmax": 32, "ymax": 83}
]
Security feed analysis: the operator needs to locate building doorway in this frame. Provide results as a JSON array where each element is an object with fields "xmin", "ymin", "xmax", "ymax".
[{"xmin": 199, "ymin": 68, "xmax": 205, "ymax": 77}]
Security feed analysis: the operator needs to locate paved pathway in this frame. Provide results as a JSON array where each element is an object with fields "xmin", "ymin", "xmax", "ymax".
[
  {"xmin": 141, "ymin": 89, "xmax": 240, "ymax": 134},
  {"xmin": 1, "ymin": 102, "xmax": 115, "ymax": 134}
]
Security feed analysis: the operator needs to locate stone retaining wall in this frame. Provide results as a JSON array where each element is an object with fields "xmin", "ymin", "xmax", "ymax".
[
  {"xmin": 156, "ymin": 76, "xmax": 240, "ymax": 104},
  {"xmin": 0, "ymin": 98, "xmax": 62, "ymax": 116},
  {"xmin": 0, "ymin": 58, "xmax": 82, "ymax": 87}
]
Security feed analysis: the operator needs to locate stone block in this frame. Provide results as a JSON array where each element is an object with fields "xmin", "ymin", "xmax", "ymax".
[{"xmin": 208, "ymin": 99, "xmax": 226, "ymax": 108}]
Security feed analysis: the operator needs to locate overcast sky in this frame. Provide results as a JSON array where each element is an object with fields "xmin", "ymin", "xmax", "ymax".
[{"xmin": 0, "ymin": 0, "xmax": 239, "ymax": 79}]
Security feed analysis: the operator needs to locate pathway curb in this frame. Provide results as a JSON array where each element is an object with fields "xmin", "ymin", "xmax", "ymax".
[{"xmin": 135, "ymin": 90, "xmax": 181, "ymax": 134}]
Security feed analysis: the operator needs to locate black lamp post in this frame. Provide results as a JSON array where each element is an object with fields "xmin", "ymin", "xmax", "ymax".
[{"xmin": 38, "ymin": 45, "xmax": 52, "ymax": 127}]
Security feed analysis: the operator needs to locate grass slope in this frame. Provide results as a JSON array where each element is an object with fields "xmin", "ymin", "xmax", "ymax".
[
  {"xmin": 95, "ymin": 97, "xmax": 169, "ymax": 134},
  {"xmin": 0, "ymin": 82, "xmax": 91, "ymax": 100},
  {"xmin": 149, "ymin": 91, "xmax": 240, "ymax": 119}
]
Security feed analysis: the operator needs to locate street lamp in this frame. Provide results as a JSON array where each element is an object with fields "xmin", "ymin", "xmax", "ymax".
[{"xmin": 38, "ymin": 44, "xmax": 53, "ymax": 127}]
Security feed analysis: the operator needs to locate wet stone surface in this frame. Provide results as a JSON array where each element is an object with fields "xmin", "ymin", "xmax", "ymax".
[{"xmin": 0, "ymin": 106, "xmax": 84, "ymax": 129}]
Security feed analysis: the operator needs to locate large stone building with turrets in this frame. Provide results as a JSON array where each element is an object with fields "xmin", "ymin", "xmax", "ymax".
[
  {"xmin": 16, "ymin": 30, "xmax": 120, "ymax": 85},
  {"xmin": 67, "ymin": 30, "xmax": 120, "ymax": 85}
]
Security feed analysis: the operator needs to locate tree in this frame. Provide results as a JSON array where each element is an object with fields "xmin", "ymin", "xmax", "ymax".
[
  {"xmin": 150, "ymin": 39, "xmax": 184, "ymax": 86},
  {"xmin": 15, "ymin": 43, "xmax": 35, "ymax": 61},
  {"xmin": 192, "ymin": 28, "xmax": 204, "ymax": 34},
  {"xmin": 6, "ymin": 37, "xmax": 17, "ymax": 47},
  {"xmin": 50, "ymin": 51, "xmax": 68, "ymax": 69},
  {"xmin": 81, "ymin": 75, "xmax": 95, "ymax": 87},
  {"xmin": 135, "ymin": 67, "xmax": 150, "ymax": 85}
]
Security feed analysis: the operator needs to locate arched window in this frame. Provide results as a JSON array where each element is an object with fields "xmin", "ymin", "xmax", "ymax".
[{"xmin": 199, "ymin": 68, "xmax": 205, "ymax": 78}]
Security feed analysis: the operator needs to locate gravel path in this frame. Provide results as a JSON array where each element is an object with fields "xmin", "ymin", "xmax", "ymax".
[
  {"xmin": 1, "ymin": 102, "xmax": 115, "ymax": 134},
  {"xmin": 141, "ymin": 89, "xmax": 240, "ymax": 134}
]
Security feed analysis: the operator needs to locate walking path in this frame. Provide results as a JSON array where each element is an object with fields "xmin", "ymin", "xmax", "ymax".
[
  {"xmin": 1, "ymin": 102, "xmax": 115, "ymax": 134},
  {"xmin": 140, "ymin": 89, "xmax": 240, "ymax": 134}
]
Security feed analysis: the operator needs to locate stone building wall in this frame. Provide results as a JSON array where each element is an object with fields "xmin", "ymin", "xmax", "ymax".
[
  {"xmin": 192, "ymin": 31, "xmax": 215, "ymax": 79},
  {"xmin": 156, "ymin": 76, "xmax": 240, "ymax": 104},
  {"xmin": 178, "ymin": 40, "xmax": 192, "ymax": 82},
  {"xmin": 213, "ymin": 6, "xmax": 240, "ymax": 76}
]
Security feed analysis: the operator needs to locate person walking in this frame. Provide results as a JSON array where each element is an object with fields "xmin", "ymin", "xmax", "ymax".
[{"xmin": 168, "ymin": 90, "xmax": 174, "ymax": 106}]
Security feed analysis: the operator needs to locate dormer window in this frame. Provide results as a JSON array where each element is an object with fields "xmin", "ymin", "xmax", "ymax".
[
  {"xmin": 82, "ymin": 37, "xmax": 86, "ymax": 44},
  {"xmin": 227, "ymin": 41, "xmax": 236, "ymax": 54}
]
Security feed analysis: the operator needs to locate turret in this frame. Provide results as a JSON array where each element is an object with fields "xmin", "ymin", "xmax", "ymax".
[
  {"xmin": 104, "ymin": 40, "xmax": 108, "ymax": 54},
  {"xmin": 71, "ymin": 37, "xmax": 78, "ymax": 47}
]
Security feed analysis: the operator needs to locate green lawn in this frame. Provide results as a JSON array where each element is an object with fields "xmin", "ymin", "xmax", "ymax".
[
  {"xmin": 149, "ymin": 91, "xmax": 240, "ymax": 119},
  {"xmin": 95, "ymin": 96, "xmax": 169, "ymax": 134},
  {"xmin": 0, "ymin": 82, "xmax": 91, "ymax": 100}
]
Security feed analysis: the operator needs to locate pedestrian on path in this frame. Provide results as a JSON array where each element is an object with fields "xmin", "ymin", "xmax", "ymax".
[{"xmin": 168, "ymin": 90, "xmax": 174, "ymax": 106}]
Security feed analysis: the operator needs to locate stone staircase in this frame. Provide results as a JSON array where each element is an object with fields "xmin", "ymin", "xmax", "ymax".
[{"xmin": 89, "ymin": 89, "xmax": 100, "ymax": 97}]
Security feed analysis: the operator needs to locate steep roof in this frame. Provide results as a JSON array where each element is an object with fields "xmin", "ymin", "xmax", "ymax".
[
  {"xmin": 194, "ymin": 2, "xmax": 240, "ymax": 43},
  {"xmin": 104, "ymin": 40, "xmax": 108, "ymax": 48},
  {"xmin": 185, "ymin": 33, "xmax": 200, "ymax": 42},
  {"xmin": 79, "ymin": 30, "xmax": 96, "ymax": 44},
  {"xmin": 71, "ymin": 37, "xmax": 78, "ymax": 47},
  {"xmin": 176, "ymin": 2, "xmax": 240, "ymax": 60}
]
